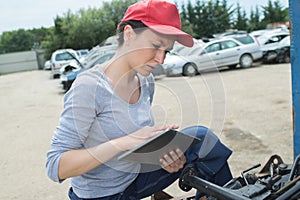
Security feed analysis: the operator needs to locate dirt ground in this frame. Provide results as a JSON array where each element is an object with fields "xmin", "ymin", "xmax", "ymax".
[{"xmin": 0, "ymin": 63, "xmax": 294, "ymax": 199}]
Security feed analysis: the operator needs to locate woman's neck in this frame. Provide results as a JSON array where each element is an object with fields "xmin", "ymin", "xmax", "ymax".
[{"xmin": 103, "ymin": 53, "xmax": 141, "ymax": 104}]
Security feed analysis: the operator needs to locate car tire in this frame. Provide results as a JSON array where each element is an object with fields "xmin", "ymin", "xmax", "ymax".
[
  {"xmin": 282, "ymin": 51, "xmax": 290, "ymax": 63},
  {"xmin": 65, "ymin": 81, "xmax": 73, "ymax": 92},
  {"xmin": 240, "ymin": 54, "xmax": 253, "ymax": 68},
  {"xmin": 183, "ymin": 63, "xmax": 197, "ymax": 76},
  {"xmin": 53, "ymin": 74, "xmax": 60, "ymax": 79}
]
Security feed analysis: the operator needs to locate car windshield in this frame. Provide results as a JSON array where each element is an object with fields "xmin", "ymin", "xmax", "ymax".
[
  {"xmin": 55, "ymin": 52, "xmax": 76, "ymax": 61},
  {"xmin": 257, "ymin": 34, "xmax": 289, "ymax": 45}
]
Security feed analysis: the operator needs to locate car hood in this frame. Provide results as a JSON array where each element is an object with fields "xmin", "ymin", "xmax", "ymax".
[{"xmin": 164, "ymin": 54, "xmax": 186, "ymax": 64}]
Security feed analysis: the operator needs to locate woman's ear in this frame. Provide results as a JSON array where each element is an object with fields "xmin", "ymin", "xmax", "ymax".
[{"xmin": 123, "ymin": 25, "xmax": 136, "ymax": 46}]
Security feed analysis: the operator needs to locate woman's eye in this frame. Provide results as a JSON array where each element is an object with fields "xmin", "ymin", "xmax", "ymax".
[{"xmin": 153, "ymin": 44, "xmax": 161, "ymax": 49}]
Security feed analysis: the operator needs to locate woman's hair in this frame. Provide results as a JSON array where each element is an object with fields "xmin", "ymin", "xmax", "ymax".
[{"xmin": 117, "ymin": 20, "xmax": 148, "ymax": 46}]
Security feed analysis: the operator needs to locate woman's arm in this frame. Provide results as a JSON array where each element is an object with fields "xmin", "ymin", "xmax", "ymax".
[
  {"xmin": 57, "ymin": 125, "xmax": 177, "ymax": 180},
  {"xmin": 58, "ymin": 137, "xmax": 123, "ymax": 180}
]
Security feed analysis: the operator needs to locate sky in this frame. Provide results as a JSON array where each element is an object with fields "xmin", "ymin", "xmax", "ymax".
[{"xmin": 0, "ymin": 0, "xmax": 289, "ymax": 34}]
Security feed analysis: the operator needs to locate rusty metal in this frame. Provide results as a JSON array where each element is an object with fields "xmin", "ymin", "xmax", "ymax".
[{"xmin": 178, "ymin": 154, "xmax": 300, "ymax": 199}]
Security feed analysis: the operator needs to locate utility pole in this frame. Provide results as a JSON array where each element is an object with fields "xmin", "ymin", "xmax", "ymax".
[{"xmin": 289, "ymin": 0, "xmax": 300, "ymax": 158}]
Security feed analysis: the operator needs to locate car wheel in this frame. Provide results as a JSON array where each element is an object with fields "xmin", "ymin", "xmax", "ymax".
[
  {"xmin": 183, "ymin": 63, "xmax": 197, "ymax": 76},
  {"xmin": 53, "ymin": 74, "xmax": 60, "ymax": 79},
  {"xmin": 240, "ymin": 54, "xmax": 253, "ymax": 68},
  {"xmin": 65, "ymin": 81, "xmax": 73, "ymax": 92},
  {"xmin": 283, "ymin": 51, "xmax": 290, "ymax": 63}
]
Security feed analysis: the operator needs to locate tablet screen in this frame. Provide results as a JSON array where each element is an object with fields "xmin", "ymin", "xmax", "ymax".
[{"xmin": 118, "ymin": 129, "xmax": 201, "ymax": 165}]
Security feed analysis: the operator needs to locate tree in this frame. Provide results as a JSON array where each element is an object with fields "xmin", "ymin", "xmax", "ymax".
[
  {"xmin": 232, "ymin": 3, "xmax": 248, "ymax": 31},
  {"xmin": 248, "ymin": 6, "xmax": 264, "ymax": 32},
  {"xmin": 47, "ymin": 0, "xmax": 137, "ymax": 55},
  {"xmin": 0, "ymin": 29, "xmax": 34, "ymax": 53},
  {"xmin": 181, "ymin": 0, "xmax": 234, "ymax": 38},
  {"xmin": 261, "ymin": 0, "xmax": 288, "ymax": 28}
]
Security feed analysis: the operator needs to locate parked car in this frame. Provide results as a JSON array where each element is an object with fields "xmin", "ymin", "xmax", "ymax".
[
  {"xmin": 80, "ymin": 45, "xmax": 118, "ymax": 66},
  {"xmin": 60, "ymin": 51, "xmax": 116, "ymax": 91},
  {"xmin": 257, "ymin": 31, "xmax": 289, "ymax": 53},
  {"xmin": 250, "ymin": 26, "xmax": 289, "ymax": 38},
  {"xmin": 162, "ymin": 36, "xmax": 262, "ymax": 76},
  {"xmin": 213, "ymin": 30, "xmax": 247, "ymax": 39},
  {"xmin": 147, "ymin": 39, "xmax": 203, "ymax": 77},
  {"xmin": 50, "ymin": 49, "xmax": 79, "ymax": 79},
  {"xmin": 76, "ymin": 49, "xmax": 89, "ymax": 58},
  {"xmin": 99, "ymin": 35, "xmax": 119, "ymax": 46},
  {"xmin": 262, "ymin": 35, "xmax": 290, "ymax": 63},
  {"xmin": 43, "ymin": 60, "xmax": 51, "ymax": 70}
]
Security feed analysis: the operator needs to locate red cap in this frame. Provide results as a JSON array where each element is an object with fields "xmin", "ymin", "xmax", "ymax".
[{"xmin": 121, "ymin": 0, "xmax": 194, "ymax": 47}]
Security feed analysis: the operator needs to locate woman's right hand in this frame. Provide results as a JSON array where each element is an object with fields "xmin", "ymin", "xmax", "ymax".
[{"xmin": 116, "ymin": 125, "xmax": 179, "ymax": 151}]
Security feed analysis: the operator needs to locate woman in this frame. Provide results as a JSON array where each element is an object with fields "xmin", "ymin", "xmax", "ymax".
[{"xmin": 46, "ymin": 0, "xmax": 232, "ymax": 199}]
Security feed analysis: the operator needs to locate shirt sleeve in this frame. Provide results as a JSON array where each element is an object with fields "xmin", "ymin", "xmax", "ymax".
[{"xmin": 46, "ymin": 72, "xmax": 99, "ymax": 182}]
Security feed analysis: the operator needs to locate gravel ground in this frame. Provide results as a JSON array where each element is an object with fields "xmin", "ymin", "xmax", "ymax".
[{"xmin": 0, "ymin": 63, "xmax": 294, "ymax": 199}]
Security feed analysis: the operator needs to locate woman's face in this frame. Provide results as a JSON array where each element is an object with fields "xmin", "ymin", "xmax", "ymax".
[{"xmin": 125, "ymin": 28, "xmax": 176, "ymax": 76}]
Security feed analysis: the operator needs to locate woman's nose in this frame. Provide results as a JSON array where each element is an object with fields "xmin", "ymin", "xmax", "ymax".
[{"xmin": 154, "ymin": 49, "xmax": 166, "ymax": 64}]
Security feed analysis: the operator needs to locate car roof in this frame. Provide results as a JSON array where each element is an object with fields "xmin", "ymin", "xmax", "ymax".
[{"xmin": 53, "ymin": 48, "xmax": 76, "ymax": 53}]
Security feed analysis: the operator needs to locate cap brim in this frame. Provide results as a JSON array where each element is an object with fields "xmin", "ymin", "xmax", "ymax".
[{"xmin": 142, "ymin": 21, "xmax": 194, "ymax": 47}]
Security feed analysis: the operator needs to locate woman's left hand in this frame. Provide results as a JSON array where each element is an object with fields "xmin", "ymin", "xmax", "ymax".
[{"xmin": 160, "ymin": 148, "xmax": 186, "ymax": 173}]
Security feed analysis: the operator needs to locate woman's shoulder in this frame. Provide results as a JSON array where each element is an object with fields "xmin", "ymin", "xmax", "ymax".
[{"xmin": 74, "ymin": 65, "xmax": 106, "ymax": 86}]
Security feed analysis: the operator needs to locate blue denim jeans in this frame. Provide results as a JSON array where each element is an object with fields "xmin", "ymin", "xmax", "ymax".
[{"xmin": 68, "ymin": 126, "xmax": 233, "ymax": 200}]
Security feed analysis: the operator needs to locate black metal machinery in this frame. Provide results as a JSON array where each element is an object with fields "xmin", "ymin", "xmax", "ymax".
[{"xmin": 178, "ymin": 155, "xmax": 300, "ymax": 200}]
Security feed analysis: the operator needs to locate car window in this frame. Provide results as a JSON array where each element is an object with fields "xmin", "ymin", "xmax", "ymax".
[
  {"xmin": 204, "ymin": 43, "xmax": 221, "ymax": 53},
  {"xmin": 55, "ymin": 52, "xmax": 75, "ymax": 61},
  {"xmin": 233, "ymin": 35, "xmax": 255, "ymax": 44},
  {"xmin": 265, "ymin": 36, "xmax": 280, "ymax": 44},
  {"xmin": 259, "ymin": 34, "xmax": 289, "ymax": 45},
  {"xmin": 221, "ymin": 40, "xmax": 239, "ymax": 49}
]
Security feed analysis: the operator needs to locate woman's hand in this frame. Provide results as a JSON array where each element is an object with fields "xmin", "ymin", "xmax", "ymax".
[
  {"xmin": 118, "ymin": 124, "xmax": 179, "ymax": 151},
  {"xmin": 160, "ymin": 148, "xmax": 186, "ymax": 173}
]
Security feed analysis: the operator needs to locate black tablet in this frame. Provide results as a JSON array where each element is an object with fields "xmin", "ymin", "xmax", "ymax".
[{"xmin": 117, "ymin": 129, "xmax": 201, "ymax": 165}]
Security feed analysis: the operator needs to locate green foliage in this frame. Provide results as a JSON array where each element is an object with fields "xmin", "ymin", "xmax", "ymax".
[
  {"xmin": 232, "ymin": 3, "xmax": 248, "ymax": 31},
  {"xmin": 181, "ymin": 0, "xmax": 234, "ymax": 38},
  {"xmin": 0, "ymin": 0, "xmax": 289, "ymax": 56},
  {"xmin": 248, "ymin": 6, "xmax": 265, "ymax": 32},
  {"xmin": 261, "ymin": 0, "xmax": 289, "ymax": 28}
]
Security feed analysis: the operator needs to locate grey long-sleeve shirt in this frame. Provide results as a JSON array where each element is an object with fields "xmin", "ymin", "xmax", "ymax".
[{"xmin": 46, "ymin": 65, "xmax": 155, "ymax": 198}]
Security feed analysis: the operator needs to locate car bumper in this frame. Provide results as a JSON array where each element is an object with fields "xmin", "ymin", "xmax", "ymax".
[
  {"xmin": 164, "ymin": 64, "xmax": 183, "ymax": 76},
  {"xmin": 252, "ymin": 50, "xmax": 263, "ymax": 61}
]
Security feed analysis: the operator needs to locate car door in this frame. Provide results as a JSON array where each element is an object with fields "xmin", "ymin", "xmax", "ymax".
[
  {"xmin": 219, "ymin": 40, "xmax": 240, "ymax": 65},
  {"xmin": 196, "ymin": 42, "xmax": 222, "ymax": 70}
]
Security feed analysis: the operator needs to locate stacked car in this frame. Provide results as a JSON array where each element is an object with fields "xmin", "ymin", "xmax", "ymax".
[{"xmin": 255, "ymin": 31, "xmax": 290, "ymax": 63}]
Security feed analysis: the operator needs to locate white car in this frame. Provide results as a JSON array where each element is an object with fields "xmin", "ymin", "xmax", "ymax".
[
  {"xmin": 50, "ymin": 49, "xmax": 79, "ymax": 78},
  {"xmin": 76, "ymin": 49, "xmax": 89, "ymax": 59},
  {"xmin": 262, "ymin": 35, "xmax": 291, "ymax": 63},
  {"xmin": 163, "ymin": 36, "xmax": 262, "ymax": 76},
  {"xmin": 43, "ymin": 60, "xmax": 51, "ymax": 70},
  {"xmin": 257, "ymin": 31, "xmax": 290, "ymax": 52}
]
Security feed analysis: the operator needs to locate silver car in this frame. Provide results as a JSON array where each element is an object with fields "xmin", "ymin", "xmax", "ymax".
[
  {"xmin": 257, "ymin": 31, "xmax": 289, "ymax": 52},
  {"xmin": 163, "ymin": 36, "xmax": 262, "ymax": 76}
]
